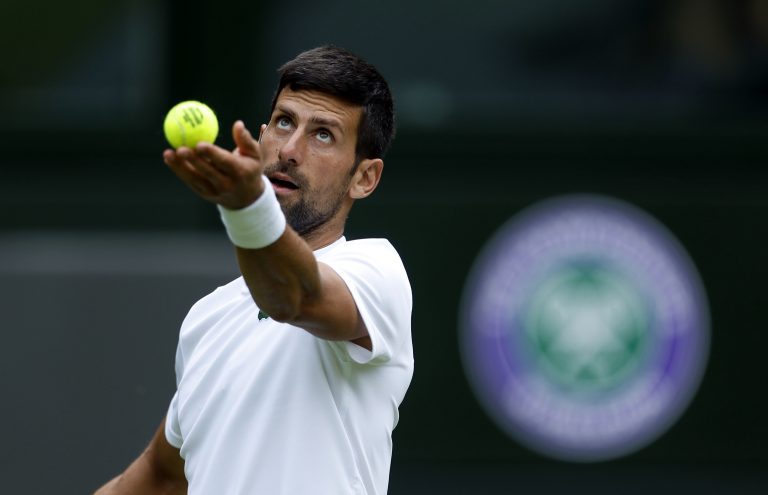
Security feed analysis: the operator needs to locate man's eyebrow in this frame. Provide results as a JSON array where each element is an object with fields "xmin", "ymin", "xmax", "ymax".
[
  {"xmin": 274, "ymin": 104, "xmax": 344, "ymax": 133},
  {"xmin": 275, "ymin": 105, "xmax": 297, "ymax": 119},
  {"xmin": 309, "ymin": 115, "xmax": 343, "ymax": 131}
]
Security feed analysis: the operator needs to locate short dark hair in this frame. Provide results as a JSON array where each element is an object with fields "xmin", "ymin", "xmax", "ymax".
[{"xmin": 270, "ymin": 45, "xmax": 395, "ymax": 160}]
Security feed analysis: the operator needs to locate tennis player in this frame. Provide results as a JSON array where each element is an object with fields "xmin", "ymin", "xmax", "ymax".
[{"xmin": 94, "ymin": 45, "xmax": 413, "ymax": 495}]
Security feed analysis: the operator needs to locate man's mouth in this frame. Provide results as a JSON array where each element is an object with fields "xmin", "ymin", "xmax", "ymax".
[{"xmin": 268, "ymin": 173, "xmax": 299, "ymax": 193}]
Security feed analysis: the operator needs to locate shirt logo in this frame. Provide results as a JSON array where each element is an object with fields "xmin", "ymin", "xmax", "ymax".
[{"xmin": 460, "ymin": 195, "xmax": 710, "ymax": 462}]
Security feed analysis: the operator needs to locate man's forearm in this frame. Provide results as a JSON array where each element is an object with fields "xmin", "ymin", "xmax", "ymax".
[
  {"xmin": 236, "ymin": 226, "xmax": 321, "ymax": 322},
  {"xmin": 93, "ymin": 475, "xmax": 121, "ymax": 495},
  {"xmin": 93, "ymin": 450, "xmax": 186, "ymax": 495}
]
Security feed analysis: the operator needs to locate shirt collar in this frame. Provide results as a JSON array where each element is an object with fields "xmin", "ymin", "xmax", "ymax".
[{"xmin": 313, "ymin": 235, "xmax": 346, "ymax": 258}]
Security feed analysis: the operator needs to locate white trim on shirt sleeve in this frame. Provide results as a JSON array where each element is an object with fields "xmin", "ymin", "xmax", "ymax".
[{"xmin": 165, "ymin": 391, "xmax": 183, "ymax": 448}]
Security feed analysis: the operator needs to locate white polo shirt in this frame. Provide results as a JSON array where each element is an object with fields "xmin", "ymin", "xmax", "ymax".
[{"xmin": 165, "ymin": 237, "xmax": 413, "ymax": 495}]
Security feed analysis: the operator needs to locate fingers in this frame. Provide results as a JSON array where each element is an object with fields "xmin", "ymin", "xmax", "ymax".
[
  {"xmin": 232, "ymin": 120, "xmax": 261, "ymax": 158},
  {"xmin": 194, "ymin": 142, "xmax": 239, "ymax": 177},
  {"xmin": 195, "ymin": 121, "xmax": 260, "ymax": 175},
  {"xmin": 163, "ymin": 147, "xmax": 222, "ymax": 197},
  {"xmin": 181, "ymin": 147, "xmax": 232, "ymax": 189},
  {"xmin": 162, "ymin": 120, "xmax": 263, "ymax": 207}
]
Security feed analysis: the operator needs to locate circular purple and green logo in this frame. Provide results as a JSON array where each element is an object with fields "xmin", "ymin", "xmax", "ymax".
[{"xmin": 460, "ymin": 195, "xmax": 710, "ymax": 462}]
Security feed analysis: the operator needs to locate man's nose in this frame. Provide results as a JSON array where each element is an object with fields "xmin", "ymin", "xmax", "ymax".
[{"xmin": 277, "ymin": 131, "xmax": 303, "ymax": 164}]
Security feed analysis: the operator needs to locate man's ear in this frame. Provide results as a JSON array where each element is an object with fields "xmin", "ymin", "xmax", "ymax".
[
  {"xmin": 258, "ymin": 124, "xmax": 267, "ymax": 143},
  {"xmin": 349, "ymin": 158, "xmax": 384, "ymax": 199}
]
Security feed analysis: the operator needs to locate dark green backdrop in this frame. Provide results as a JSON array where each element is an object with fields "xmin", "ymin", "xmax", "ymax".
[{"xmin": 1, "ymin": 1, "xmax": 767, "ymax": 493}]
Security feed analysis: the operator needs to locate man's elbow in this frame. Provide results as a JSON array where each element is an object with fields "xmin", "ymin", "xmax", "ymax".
[
  {"xmin": 258, "ymin": 293, "xmax": 307, "ymax": 323},
  {"xmin": 253, "ymin": 283, "xmax": 320, "ymax": 323},
  {"xmin": 264, "ymin": 303, "xmax": 301, "ymax": 323}
]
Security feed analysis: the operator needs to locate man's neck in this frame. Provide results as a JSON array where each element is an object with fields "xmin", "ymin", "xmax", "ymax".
[
  {"xmin": 302, "ymin": 224, "xmax": 345, "ymax": 251},
  {"xmin": 297, "ymin": 205, "xmax": 350, "ymax": 250}
]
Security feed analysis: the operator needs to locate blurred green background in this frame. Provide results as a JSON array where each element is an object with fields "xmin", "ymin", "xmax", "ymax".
[{"xmin": 1, "ymin": 0, "xmax": 767, "ymax": 493}]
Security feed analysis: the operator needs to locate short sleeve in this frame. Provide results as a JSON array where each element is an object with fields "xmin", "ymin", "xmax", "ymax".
[
  {"xmin": 320, "ymin": 239, "xmax": 412, "ymax": 365},
  {"xmin": 165, "ymin": 391, "xmax": 183, "ymax": 448},
  {"xmin": 164, "ymin": 334, "xmax": 186, "ymax": 448}
]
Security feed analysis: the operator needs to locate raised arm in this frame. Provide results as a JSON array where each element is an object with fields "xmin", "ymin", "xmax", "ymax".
[
  {"xmin": 234, "ymin": 225, "xmax": 368, "ymax": 345},
  {"xmin": 163, "ymin": 121, "xmax": 376, "ymax": 347},
  {"xmin": 94, "ymin": 417, "xmax": 186, "ymax": 495}
]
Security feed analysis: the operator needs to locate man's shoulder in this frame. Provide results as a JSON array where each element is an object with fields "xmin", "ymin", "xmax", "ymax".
[
  {"xmin": 327, "ymin": 237, "xmax": 398, "ymax": 255},
  {"xmin": 344, "ymin": 237, "xmax": 396, "ymax": 251},
  {"xmin": 321, "ymin": 237, "xmax": 403, "ymax": 267},
  {"xmin": 321, "ymin": 237, "xmax": 410, "ymax": 293}
]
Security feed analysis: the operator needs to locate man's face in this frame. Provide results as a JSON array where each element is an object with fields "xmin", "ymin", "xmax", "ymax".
[{"xmin": 259, "ymin": 88, "xmax": 362, "ymax": 237}]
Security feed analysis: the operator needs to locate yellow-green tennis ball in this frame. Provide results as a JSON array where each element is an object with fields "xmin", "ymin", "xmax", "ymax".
[{"xmin": 163, "ymin": 100, "xmax": 219, "ymax": 149}]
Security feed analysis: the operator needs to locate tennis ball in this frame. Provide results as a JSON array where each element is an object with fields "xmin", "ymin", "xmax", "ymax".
[{"xmin": 163, "ymin": 100, "xmax": 219, "ymax": 149}]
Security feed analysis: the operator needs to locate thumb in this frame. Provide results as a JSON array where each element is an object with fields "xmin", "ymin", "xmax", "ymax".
[{"xmin": 232, "ymin": 120, "xmax": 260, "ymax": 158}]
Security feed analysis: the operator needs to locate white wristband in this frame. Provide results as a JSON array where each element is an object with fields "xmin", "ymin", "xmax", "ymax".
[{"xmin": 217, "ymin": 175, "xmax": 287, "ymax": 249}]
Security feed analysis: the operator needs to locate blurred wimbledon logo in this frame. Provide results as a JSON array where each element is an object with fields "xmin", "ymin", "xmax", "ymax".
[
  {"xmin": 524, "ymin": 264, "xmax": 649, "ymax": 394},
  {"xmin": 460, "ymin": 195, "xmax": 709, "ymax": 462}
]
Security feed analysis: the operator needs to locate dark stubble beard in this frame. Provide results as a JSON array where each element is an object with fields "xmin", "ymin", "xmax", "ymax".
[{"xmin": 263, "ymin": 161, "xmax": 352, "ymax": 238}]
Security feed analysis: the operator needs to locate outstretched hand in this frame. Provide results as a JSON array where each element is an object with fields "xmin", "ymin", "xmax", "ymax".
[{"xmin": 163, "ymin": 121, "xmax": 266, "ymax": 210}]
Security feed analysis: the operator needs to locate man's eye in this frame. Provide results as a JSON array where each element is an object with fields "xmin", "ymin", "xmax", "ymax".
[
  {"xmin": 276, "ymin": 117, "xmax": 291, "ymax": 129},
  {"xmin": 316, "ymin": 130, "xmax": 332, "ymax": 143}
]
